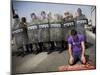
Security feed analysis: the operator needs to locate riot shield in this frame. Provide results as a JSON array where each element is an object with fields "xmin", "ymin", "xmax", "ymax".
[
  {"xmin": 50, "ymin": 22, "xmax": 62, "ymax": 48},
  {"xmin": 63, "ymin": 21, "xmax": 75, "ymax": 40},
  {"xmin": 62, "ymin": 21, "xmax": 75, "ymax": 48},
  {"xmin": 38, "ymin": 23, "xmax": 50, "ymax": 49},
  {"xmin": 27, "ymin": 25, "xmax": 38, "ymax": 43},
  {"xmin": 75, "ymin": 19, "xmax": 88, "ymax": 35},
  {"xmin": 12, "ymin": 28, "xmax": 24, "ymax": 50},
  {"xmin": 27, "ymin": 24, "xmax": 38, "ymax": 50}
]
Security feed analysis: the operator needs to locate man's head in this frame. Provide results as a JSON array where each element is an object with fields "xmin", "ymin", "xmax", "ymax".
[
  {"xmin": 71, "ymin": 29, "xmax": 78, "ymax": 40},
  {"xmin": 64, "ymin": 12, "xmax": 69, "ymax": 17},
  {"xmin": 31, "ymin": 13, "xmax": 37, "ymax": 19},
  {"xmin": 21, "ymin": 17, "xmax": 26, "ymax": 23},
  {"xmin": 41, "ymin": 11, "xmax": 46, "ymax": 18},
  {"xmin": 77, "ymin": 8, "xmax": 82, "ymax": 16}
]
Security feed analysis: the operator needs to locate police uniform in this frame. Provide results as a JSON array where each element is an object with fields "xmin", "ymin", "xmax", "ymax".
[
  {"xmin": 74, "ymin": 14, "xmax": 87, "ymax": 35},
  {"xmin": 19, "ymin": 22, "xmax": 30, "ymax": 53}
]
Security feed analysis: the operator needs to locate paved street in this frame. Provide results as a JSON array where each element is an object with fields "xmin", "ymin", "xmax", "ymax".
[{"xmin": 12, "ymin": 30, "xmax": 96, "ymax": 74}]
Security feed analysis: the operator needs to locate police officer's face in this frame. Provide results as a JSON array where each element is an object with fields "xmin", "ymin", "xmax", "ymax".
[
  {"xmin": 41, "ymin": 13, "xmax": 46, "ymax": 18},
  {"xmin": 31, "ymin": 15, "xmax": 36, "ymax": 20}
]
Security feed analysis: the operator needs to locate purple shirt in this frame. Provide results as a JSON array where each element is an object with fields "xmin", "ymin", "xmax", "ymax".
[{"xmin": 67, "ymin": 34, "xmax": 84, "ymax": 54}]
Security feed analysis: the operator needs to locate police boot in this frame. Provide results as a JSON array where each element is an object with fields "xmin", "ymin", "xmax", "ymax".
[
  {"xmin": 38, "ymin": 42, "xmax": 43, "ymax": 53},
  {"xmin": 48, "ymin": 41, "xmax": 54, "ymax": 54},
  {"xmin": 32, "ymin": 43, "xmax": 38, "ymax": 54},
  {"xmin": 61, "ymin": 40, "xmax": 65, "ymax": 49},
  {"xmin": 28, "ymin": 43, "xmax": 33, "ymax": 53},
  {"xmin": 21, "ymin": 45, "xmax": 27, "ymax": 57},
  {"xmin": 50, "ymin": 41, "xmax": 55, "ymax": 50}
]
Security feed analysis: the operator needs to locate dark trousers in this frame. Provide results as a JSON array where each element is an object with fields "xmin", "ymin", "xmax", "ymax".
[{"xmin": 24, "ymin": 43, "xmax": 33, "ymax": 53}]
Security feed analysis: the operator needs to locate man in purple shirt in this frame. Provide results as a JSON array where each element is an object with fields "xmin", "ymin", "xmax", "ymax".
[{"xmin": 67, "ymin": 29, "xmax": 86, "ymax": 65}]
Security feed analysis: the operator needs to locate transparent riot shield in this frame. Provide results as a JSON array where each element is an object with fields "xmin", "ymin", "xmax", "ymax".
[
  {"xmin": 38, "ymin": 23, "xmax": 50, "ymax": 49},
  {"xmin": 62, "ymin": 21, "xmax": 75, "ymax": 48},
  {"xmin": 75, "ymin": 19, "xmax": 88, "ymax": 35},
  {"xmin": 63, "ymin": 21, "xmax": 75, "ymax": 40},
  {"xmin": 75, "ymin": 19, "xmax": 88, "ymax": 43},
  {"xmin": 27, "ymin": 24, "xmax": 38, "ymax": 50},
  {"xmin": 50, "ymin": 23, "xmax": 62, "ymax": 49},
  {"xmin": 12, "ymin": 28, "xmax": 24, "ymax": 50}
]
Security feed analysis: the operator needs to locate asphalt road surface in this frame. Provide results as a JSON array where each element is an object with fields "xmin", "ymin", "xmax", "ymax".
[{"xmin": 12, "ymin": 30, "xmax": 96, "ymax": 74}]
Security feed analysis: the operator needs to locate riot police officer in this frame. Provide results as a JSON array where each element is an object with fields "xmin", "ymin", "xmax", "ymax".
[
  {"xmin": 49, "ymin": 13, "xmax": 63, "ymax": 54},
  {"xmin": 74, "ymin": 8, "xmax": 88, "ymax": 43},
  {"xmin": 28, "ymin": 13, "xmax": 39, "ymax": 54},
  {"xmin": 62, "ymin": 11, "xmax": 74, "ymax": 51},
  {"xmin": 12, "ymin": 14, "xmax": 20, "ymax": 56},
  {"xmin": 19, "ymin": 17, "xmax": 33, "ymax": 55},
  {"xmin": 38, "ymin": 11, "xmax": 50, "ymax": 53},
  {"xmin": 74, "ymin": 8, "xmax": 87, "ymax": 35},
  {"xmin": 47, "ymin": 12, "xmax": 55, "ymax": 54}
]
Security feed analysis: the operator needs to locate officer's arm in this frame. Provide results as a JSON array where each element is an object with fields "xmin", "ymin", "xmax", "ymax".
[
  {"xmin": 68, "ymin": 44, "xmax": 73, "ymax": 58},
  {"xmin": 81, "ymin": 41, "xmax": 85, "ymax": 57}
]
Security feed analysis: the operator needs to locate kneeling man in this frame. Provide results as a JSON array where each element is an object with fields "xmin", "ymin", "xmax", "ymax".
[{"xmin": 68, "ymin": 29, "xmax": 86, "ymax": 65}]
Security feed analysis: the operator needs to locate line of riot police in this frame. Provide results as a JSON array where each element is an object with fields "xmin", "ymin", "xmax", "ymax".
[{"xmin": 12, "ymin": 8, "xmax": 88, "ymax": 56}]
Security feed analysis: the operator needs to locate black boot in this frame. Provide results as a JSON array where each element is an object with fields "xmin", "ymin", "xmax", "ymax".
[
  {"xmin": 48, "ymin": 41, "xmax": 55, "ymax": 54},
  {"xmin": 33, "ymin": 43, "xmax": 39, "ymax": 54},
  {"xmin": 28, "ymin": 43, "xmax": 33, "ymax": 53},
  {"xmin": 38, "ymin": 42, "xmax": 43, "ymax": 53}
]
